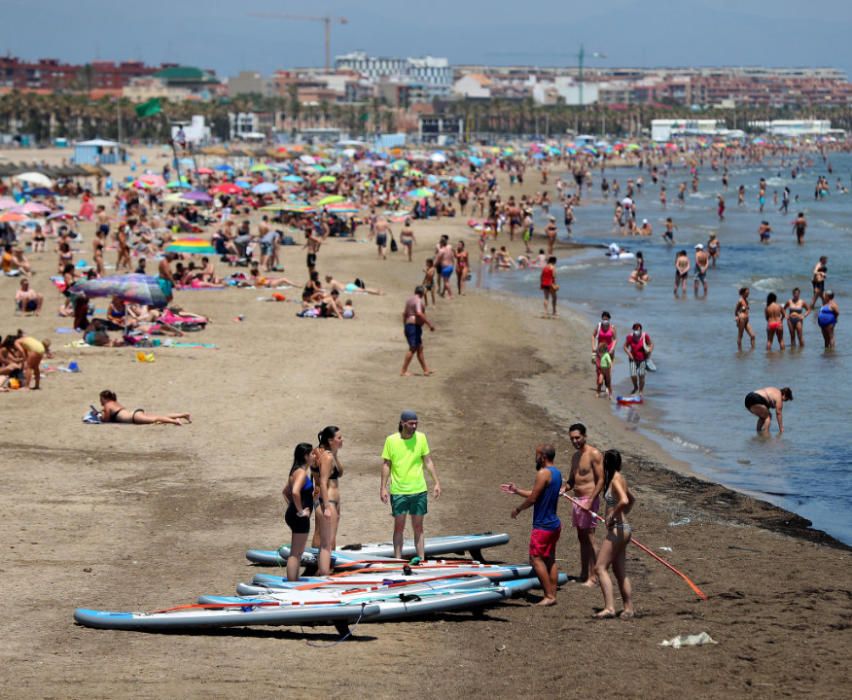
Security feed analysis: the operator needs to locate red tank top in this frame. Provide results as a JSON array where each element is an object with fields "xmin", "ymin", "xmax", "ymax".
[
  {"xmin": 626, "ymin": 333, "xmax": 648, "ymax": 361},
  {"xmin": 540, "ymin": 266, "xmax": 554, "ymax": 288}
]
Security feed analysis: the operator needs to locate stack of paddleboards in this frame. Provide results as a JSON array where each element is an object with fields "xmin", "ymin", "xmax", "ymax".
[{"xmin": 74, "ymin": 532, "xmax": 563, "ymax": 633}]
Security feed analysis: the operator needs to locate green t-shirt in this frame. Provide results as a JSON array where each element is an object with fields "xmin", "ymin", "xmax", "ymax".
[{"xmin": 382, "ymin": 431, "xmax": 430, "ymax": 495}]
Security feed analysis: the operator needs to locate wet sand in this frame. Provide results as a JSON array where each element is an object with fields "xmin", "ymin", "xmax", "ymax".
[{"xmin": 0, "ymin": 149, "xmax": 849, "ymax": 698}]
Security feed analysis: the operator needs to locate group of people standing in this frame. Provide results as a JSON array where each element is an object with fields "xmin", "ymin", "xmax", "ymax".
[
  {"xmin": 281, "ymin": 413, "xmax": 441, "ymax": 581},
  {"xmin": 502, "ymin": 423, "xmax": 635, "ymax": 618}
]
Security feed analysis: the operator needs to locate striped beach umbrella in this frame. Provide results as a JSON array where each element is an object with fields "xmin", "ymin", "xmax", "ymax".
[{"xmin": 164, "ymin": 238, "xmax": 216, "ymax": 255}]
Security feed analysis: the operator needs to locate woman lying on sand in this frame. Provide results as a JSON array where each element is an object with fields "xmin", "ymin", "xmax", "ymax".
[{"xmin": 97, "ymin": 389, "xmax": 191, "ymax": 425}]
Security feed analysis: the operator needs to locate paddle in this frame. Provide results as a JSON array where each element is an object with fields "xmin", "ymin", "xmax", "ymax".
[{"xmin": 562, "ymin": 493, "xmax": 708, "ymax": 601}]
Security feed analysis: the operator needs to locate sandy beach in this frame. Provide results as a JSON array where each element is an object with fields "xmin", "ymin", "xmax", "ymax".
[{"xmin": 1, "ymin": 147, "xmax": 849, "ymax": 699}]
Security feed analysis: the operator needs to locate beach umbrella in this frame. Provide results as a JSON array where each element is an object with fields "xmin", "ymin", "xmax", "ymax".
[
  {"xmin": 70, "ymin": 274, "xmax": 169, "ymax": 308},
  {"xmin": 324, "ymin": 202, "xmax": 360, "ymax": 214},
  {"xmin": 282, "ymin": 175, "xmax": 304, "ymax": 183},
  {"xmin": 139, "ymin": 174, "xmax": 167, "ymax": 188},
  {"xmin": 404, "ymin": 168, "xmax": 423, "ymax": 177},
  {"xmin": 167, "ymin": 180, "xmax": 192, "ymax": 189},
  {"xmin": 27, "ymin": 187, "xmax": 56, "ymax": 197},
  {"xmin": 469, "ymin": 156, "xmax": 484, "ymax": 166},
  {"xmin": 316, "ymin": 194, "xmax": 345, "ymax": 206},
  {"xmin": 299, "ymin": 155, "xmax": 316, "ymax": 165},
  {"xmin": 14, "ymin": 172, "xmax": 53, "ymax": 187},
  {"xmin": 0, "ymin": 212, "xmax": 27, "ymax": 223},
  {"xmin": 211, "ymin": 183, "xmax": 242, "ymax": 195},
  {"xmin": 0, "ymin": 197, "xmax": 20, "ymax": 210},
  {"xmin": 309, "ymin": 164, "xmax": 328, "ymax": 172},
  {"xmin": 626, "ymin": 143, "xmax": 641, "ymax": 151},
  {"xmin": 165, "ymin": 237, "xmax": 216, "ymax": 255},
  {"xmin": 317, "ymin": 175, "xmax": 337, "ymax": 184},
  {"xmin": 390, "ymin": 159, "xmax": 409, "ymax": 171},
  {"xmin": 252, "ymin": 182, "xmax": 279, "ymax": 194},
  {"xmin": 407, "ymin": 187, "xmax": 435, "ymax": 198},
  {"xmin": 47, "ymin": 211, "xmax": 75, "ymax": 220},
  {"xmin": 430, "ymin": 152, "xmax": 447, "ymax": 163},
  {"xmin": 250, "ymin": 163, "xmax": 270, "ymax": 172},
  {"xmin": 261, "ymin": 202, "xmax": 316, "ymax": 213},
  {"xmin": 213, "ymin": 164, "xmax": 234, "ymax": 172},
  {"xmin": 452, "ymin": 176, "xmax": 469, "ymax": 185},
  {"xmin": 196, "ymin": 167, "xmax": 214, "ymax": 175},
  {"xmin": 182, "ymin": 191, "xmax": 214, "ymax": 203},
  {"xmin": 12, "ymin": 202, "xmax": 51, "ymax": 215}
]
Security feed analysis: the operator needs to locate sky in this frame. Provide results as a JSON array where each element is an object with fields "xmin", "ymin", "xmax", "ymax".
[{"xmin": 3, "ymin": 0, "xmax": 852, "ymax": 78}]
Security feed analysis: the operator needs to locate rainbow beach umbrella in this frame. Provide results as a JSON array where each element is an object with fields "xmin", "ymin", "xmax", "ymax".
[{"xmin": 164, "ymin": 238, "xmax": 216, "ymax": 255}]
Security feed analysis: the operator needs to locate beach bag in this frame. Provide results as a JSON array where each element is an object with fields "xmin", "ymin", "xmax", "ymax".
[{"xmin": 390, "ymin": 235, "xmax": 398, "ymax": 253}]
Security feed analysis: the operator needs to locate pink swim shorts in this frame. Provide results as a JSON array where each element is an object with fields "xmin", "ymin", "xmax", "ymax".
[{"xmin": 572, "ymin": 496, "xmax": 599, "ymax": 530}]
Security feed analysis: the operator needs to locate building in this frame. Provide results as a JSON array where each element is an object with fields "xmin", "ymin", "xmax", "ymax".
[
  {"xmin": 452, "ymin": 74, "xmax": 492, "ymax": 99},
  {"xmin": 651, "ymin": 119, "xmax": 729, "ymax": 142},
  {"xmin": 123, "ymin": 77, "xmax": 192, "ymax": 103},
  {"xmin": 171, "ymin": 116, "xmax": 211, "ymax": 146},
  {"xmin": 749, "ymin": 120, "xmax": 841, "ymax": 138},
  {"xmin": 227, "ymin": 71, "xmax": 273, "ymax": 98},
  {"xmin": 418, "ymin": 114, "xmax": 464, "ymax": 144},
  {"xmin": 72, "ymin": 138, "xmax": 127, "ymax": 165},
  {"xmin": 0, "ymin": 56, "xmax": 158, "ymax": 91},
  {"xmin": 335, "ymin": 52, "xmax": 452, "ymax": 100},
  {"xmin": 153, "ymin": 66, "xmax": 219, "ymax": 99}
]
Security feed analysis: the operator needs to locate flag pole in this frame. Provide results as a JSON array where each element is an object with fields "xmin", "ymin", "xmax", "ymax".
[{"xmin": 562, "ymin": 493, "xmax": 708, "ymax": 601}]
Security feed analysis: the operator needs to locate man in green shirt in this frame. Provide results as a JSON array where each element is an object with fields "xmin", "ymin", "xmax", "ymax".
[{"xmin": 380, "ymin": 410, "xmax": 442, "ymax": 559}]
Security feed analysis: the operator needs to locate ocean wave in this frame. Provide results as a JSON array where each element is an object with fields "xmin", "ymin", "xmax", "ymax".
[
  {"xmin": 765, "ymin": 177, "xmax": 787, "ymax": 187},
  {"xmin": 752, "ymin": 276, "xmax": 788, "ymax": 292}
]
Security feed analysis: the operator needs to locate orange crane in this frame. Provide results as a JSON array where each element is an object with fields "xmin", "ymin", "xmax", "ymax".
[{"xmin": 248, "ymin": 12, "xmax": 348, "ymax": 71}]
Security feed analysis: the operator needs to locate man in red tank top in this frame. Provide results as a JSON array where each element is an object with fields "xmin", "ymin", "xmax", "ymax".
[{"xmin": 623, "ymin": 322, "xmax": 654, "ymax": 396}]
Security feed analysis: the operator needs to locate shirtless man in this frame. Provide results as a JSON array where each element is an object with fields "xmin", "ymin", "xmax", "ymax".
[
  {"xmin": 158, "ymin": 253, "xmax": 177, "ymax": 305},
  {"xmin": 674, "ymin": 250, "xmax": 690, "ymax": 297},
  {"xmin": 374, "ymin": 217, "xmax": 392, "ymax": 260},
  {"xmin": 565, "ymin": 423, "xmax": 604, "ymax": 586},
  {"xmin": 304, "ymin": 227, "xmax": 322, "ymax": 274},
  {"xmin": 693, "ymin": 244, "xmax": 709, "ymax": 295},
  {"xmin": 434, "ymin": 239, "xmax": 456, "ymax": 299},
  {"xmin": 400, "ymin": 286, "xmax": 434, "ymax": 377},
  {"xmin": 792, "ymin": 212, "xmax": 807, "ymax": 245},
  {"xmin": 662, "ymin": 217, "xmax": 677, "ymax": 245}
]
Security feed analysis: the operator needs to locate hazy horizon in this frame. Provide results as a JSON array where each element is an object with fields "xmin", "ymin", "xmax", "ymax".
[{"xmin": 3, "ymin": 0, "xmax": 851, "ymax": 78}]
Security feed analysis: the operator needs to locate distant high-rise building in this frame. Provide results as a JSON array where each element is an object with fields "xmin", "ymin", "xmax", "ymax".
[{"xmin": 335, "ymin": 51, "xmax": 452, "ymax": 100}]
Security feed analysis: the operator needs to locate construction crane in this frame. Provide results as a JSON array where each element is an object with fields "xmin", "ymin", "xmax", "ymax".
[{"xmin": 248, "ymin": 12, "xmax": 348, "ymax": 71}]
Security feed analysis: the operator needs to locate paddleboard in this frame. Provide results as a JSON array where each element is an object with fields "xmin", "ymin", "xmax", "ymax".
[
  {"xmin": 616, "ymin": 395, "xmax": 643, "ymax": 405},
  {"xmin": 73, "ymin": 601, "xmax": 379, "ymax": 631},
  {"xmin": 247, "ymin": 532, "xmax": 509, "ymax": 566}
]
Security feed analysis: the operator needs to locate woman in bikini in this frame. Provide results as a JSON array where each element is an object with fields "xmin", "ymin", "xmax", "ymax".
[
  {"xmin": 97, "ymin": 389, "xmax": 191, "ymax": 425},
  {"xmin": 281, "ymin": 443, "xmax": 316, "ymax": 582},
  {"xmin": 93, "ymin": 231, "xmax": 106, "ymax": 277},
  {"xmin": 784, "ymin": 287, "xmax": 810, "ymax": 348},
  {"xmin": 455, "ymin": 241, "xmax": 469, "ymax": 295},
  {"xmin": 735, "ymin": 287, "xmax": 756, "ymax": 351},
  {"xmin": 744, "ymin": 386, "xmax": 792, "ymax": 434},
  {"xmin": 313, "ymin": 425, "xmax": 344, "ymax": 576},
  {"xmin": 765, "ymin": 292, "xmax": 785, "ymax": 351},
  {"xmin": 593, "ymin": 450, "xmax": 635, "ymax": 620}
]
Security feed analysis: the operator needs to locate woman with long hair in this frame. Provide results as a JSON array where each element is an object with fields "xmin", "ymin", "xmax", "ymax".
[
  {"xmin": 593, "ymin": 450, "xmax": 635, "ymax": 619},
  {"xmin": 282, "ymin": 443, "xmax": 316, "ymax": 581},
  {"xmin": 313, "ymin": 426, "xmax": 344, "ymax": 576}
]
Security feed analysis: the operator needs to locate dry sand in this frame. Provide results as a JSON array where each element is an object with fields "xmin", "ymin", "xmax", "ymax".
[{"xmin": 0, "ymin": 148, "xmax": 849, "ymax": 699}]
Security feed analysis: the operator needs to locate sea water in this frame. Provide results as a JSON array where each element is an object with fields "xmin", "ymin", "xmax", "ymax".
[{"xmin": 484, "ymin": 152, "xmax": 852, "ymax": 544}]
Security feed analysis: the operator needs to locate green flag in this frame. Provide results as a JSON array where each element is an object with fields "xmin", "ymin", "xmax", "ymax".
[{"xmin": 135, "ymin": 98, "xmax": 162, "ymax": 118}]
